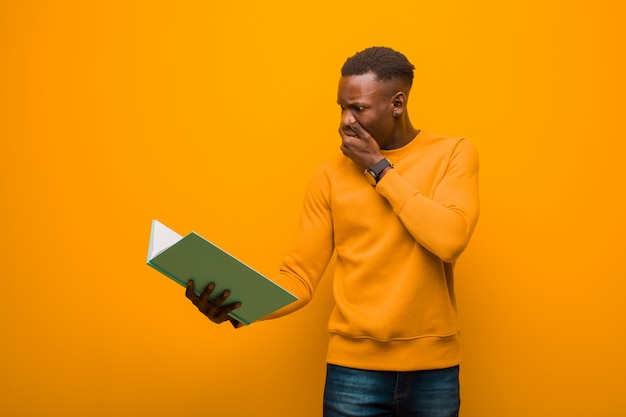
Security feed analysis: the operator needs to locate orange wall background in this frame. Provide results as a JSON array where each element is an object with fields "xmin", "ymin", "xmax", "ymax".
[{"xmin": 1, "ymin": 1, "xmax": 624, "ymax": 416}]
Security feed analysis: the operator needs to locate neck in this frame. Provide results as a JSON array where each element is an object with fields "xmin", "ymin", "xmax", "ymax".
[{"xmin": 383, "ymin": 117, "xmax": 420, "ymax": 150}]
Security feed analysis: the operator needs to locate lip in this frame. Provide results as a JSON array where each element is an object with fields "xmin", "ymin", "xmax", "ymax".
[{"xmin": 342, "ymin": 128, "xmax": 358, "ymax": 137}]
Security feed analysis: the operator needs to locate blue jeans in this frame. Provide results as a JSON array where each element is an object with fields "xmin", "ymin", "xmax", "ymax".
[{"xmin": 323, "ymin": 364, "xmax": 460, "ymax": 417}]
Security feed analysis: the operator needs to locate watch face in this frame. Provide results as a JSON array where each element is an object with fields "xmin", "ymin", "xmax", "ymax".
[{"xmin": 365, "ymin": 170, "xmax": 377, "ymax": 186}]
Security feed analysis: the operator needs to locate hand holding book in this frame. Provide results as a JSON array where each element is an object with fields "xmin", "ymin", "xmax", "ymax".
[
  {"xmin": 147, "ymin": 220, "xmax": 297, "ymax": 326},
  {"xmin": 185, "ymin": 280, "xmax": 243, "ymax": 327}
]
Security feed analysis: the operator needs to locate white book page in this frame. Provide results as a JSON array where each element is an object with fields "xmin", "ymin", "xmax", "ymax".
[{"xmin": 147, "ymin": 220, "xmax": 183, "ymax": 260}]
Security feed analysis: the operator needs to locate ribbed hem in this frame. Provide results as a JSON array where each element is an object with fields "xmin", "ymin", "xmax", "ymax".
[{"xmin": 326, "ymin": 332, "xmax": 462, "ymax": 372}]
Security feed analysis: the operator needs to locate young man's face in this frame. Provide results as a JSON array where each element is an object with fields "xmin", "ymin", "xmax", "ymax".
[{"xmin": 337, "ymin": 72, "xmax": 396, "ymax": 149}]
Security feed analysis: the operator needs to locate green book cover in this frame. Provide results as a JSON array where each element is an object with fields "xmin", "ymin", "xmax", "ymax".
[{"xmin": 146, "ymin": 220, "xmax": 297, "ymax": 326}]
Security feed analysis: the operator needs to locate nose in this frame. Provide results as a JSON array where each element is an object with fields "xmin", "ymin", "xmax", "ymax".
[{"xmin": 340, "ymin": 108, "xmax": 356, "ymax": 128}]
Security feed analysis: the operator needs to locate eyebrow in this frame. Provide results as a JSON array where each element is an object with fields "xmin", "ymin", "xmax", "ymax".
[{"xmin": 336, "ymin": 100, "xmax": 368, "ymax": 107}]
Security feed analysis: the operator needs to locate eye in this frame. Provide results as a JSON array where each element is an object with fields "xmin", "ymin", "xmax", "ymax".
[{"xmin": 338, "ymin": 104, "xmax": 365, "ymax": 113}]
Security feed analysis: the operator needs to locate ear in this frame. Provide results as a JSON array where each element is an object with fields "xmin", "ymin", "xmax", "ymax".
[{"xmin": 391, "ymin": 91, "xmax": 407, "ymax": 119}]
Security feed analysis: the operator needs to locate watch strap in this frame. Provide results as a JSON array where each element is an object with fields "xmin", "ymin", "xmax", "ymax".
[{"xmin": 365, "ymin": 158, "xmax": 393, "ymax": 185}]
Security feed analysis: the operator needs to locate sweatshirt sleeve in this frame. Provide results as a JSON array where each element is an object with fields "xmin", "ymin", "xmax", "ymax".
[
  {"xmin": 261, "ymin": 164, "xmax": 335, "ymax": 320},
  {"xmin": 376, "ymin": 138, "xmax": 480, "ymax": 263}
]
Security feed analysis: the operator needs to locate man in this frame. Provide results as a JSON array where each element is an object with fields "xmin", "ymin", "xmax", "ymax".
[{"xmin": 186, "ymin": 47, "xmax": 480, "ymax": 417}]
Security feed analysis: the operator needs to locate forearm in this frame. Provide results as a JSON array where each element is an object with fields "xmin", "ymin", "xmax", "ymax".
[
  {"xmin": 261, "ymin": 166, "xmax": 335, "ymax": 321},
  {"xmin": 377, "ymin": 168, "xmax": 479, "ymax": 263},
  {"xmin": 261, "ymin": 240, "xmax": 334, "ymax": 321},
  {"xmin": 260, "ymin": 267, "xmax": 319, "ymax": 320}
]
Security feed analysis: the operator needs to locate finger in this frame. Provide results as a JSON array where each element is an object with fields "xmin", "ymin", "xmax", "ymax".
[
  {"xmin": 339, "ymin": 141, "xmax": 348, "ymax": 155},
  {"xmin": 198, "ymin": 282, "xmax": 216, "ymax": 304},
  {"xmin": 222, "ymin": 300, "xmax": 242, "ymax": 314},
  {"xmin": 338, "ymin": 126, "xmax": 345, "ymax": 139},
  {"xmin": 186, "ymin": 280, "xmax": 198, "ymax": 302},
  {"xmin": 213, "ymin": 301, "xmax": 242, "ymax": 323},
  {"xmin": 349, "ymin": 121, "xmax": 369, "ymax": 139},
  {"xmin": 210, "ymin": 290, "xmax": 230, "ymax": 309},
  {"xmin": 202, "ymin": 289, "xmax": 231, "ymax": 319}
]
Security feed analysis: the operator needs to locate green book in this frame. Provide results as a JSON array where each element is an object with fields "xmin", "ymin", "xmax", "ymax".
[{"xmin": 146, "ymin": 219, "xmax": 297, "ymax": 326}]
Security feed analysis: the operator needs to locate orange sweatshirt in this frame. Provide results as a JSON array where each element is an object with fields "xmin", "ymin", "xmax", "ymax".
[{"xmin": 266, "ymin": 131, "xmax": 480, "ymax": 371}]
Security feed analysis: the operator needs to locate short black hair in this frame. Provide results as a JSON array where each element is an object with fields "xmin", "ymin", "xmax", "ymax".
[{"xmin": 341, "ymin": 47, "xmax": 415, "ymax": 87}]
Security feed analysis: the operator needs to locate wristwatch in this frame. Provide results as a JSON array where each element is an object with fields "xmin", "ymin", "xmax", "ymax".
[{"xmin": 364, "ymin": 157, "xmax": 393, "ymax": 186}]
